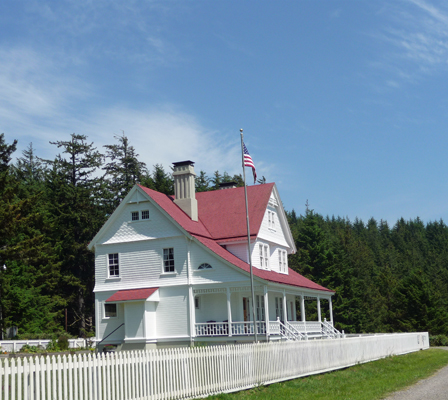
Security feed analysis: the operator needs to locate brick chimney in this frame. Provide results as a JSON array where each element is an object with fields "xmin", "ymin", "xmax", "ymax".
[{"xmin": 172, "ymin": 161, "xmax": 198, "ymax": 221}]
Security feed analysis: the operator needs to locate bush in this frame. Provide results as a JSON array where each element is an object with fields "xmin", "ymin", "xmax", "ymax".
[
  {"xmin": 57, "ymin": 335, "xmax": 69, "ymax": 351},
  {"xmin": 20, "ymin": 344, "xmax": 44, "ymax": 353},
  {"xmin": 429, "ymin": 335, "xmax": 448, "ymax": 347}
]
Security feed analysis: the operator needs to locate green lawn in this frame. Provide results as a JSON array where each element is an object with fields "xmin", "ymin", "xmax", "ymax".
[{"xmin": 208, "ymin": 348, "xmax": 448, "ymax": 400}]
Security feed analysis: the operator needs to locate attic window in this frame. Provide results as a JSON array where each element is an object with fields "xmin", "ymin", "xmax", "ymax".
[
  {"xmin": 198, "ymin": 263, "xmax": 212, "ymax": 270},
  {"xmin": 131, "ymin": 211, "xmax": 139, "ymax": 221},
  {"xmin": 142, "ymin": 210, "xmax": 149, "ymax": 220}
]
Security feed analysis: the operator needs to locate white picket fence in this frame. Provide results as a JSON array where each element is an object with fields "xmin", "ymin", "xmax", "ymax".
[
  {"xmin": 0, "ymin": 332, "xmax": 428, "ymax": 400},
  {"xmin": 0, "ymin": 339, "xmax": 89, "ymax": 353}
]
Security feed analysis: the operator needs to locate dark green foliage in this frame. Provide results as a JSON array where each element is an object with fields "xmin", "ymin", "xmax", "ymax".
[
  {"xmin": 57, "ymin": 335, "xmax": 69, "ymax": 350},
  {"xmin": 290, "ymin": 208, "xmax": 448, "ymax": 336},
  {"xmin": 103, "ymin": 132, "xmax": 147, "ymax": 210}
]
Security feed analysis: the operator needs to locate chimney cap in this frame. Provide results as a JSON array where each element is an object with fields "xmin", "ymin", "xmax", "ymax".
[{"xmin": 173, "ymin": 160, "xmax": 195, "ymax": 167}]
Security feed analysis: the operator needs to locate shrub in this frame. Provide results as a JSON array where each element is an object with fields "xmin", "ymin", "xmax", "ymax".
[
  {"xmin": 57, "ymin": 335, "xmax": 69, "ymax": 351},
  {"xmin": 429, "ymin": 335, "xmax": 448, "ymax": 347}
]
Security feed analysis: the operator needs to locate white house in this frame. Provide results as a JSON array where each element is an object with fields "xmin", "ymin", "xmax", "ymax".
[{"xmin": 89, "ymin": 161, "xmax": 336, "ymax": 351}]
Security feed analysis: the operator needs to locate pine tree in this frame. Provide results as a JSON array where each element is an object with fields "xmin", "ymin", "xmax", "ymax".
[
  {"xmin": 44, "ymin": 133, "xmax": 105, "ymax": 336},
  {"xmin": 103, "ymin": 133, "xmax": 147, "ymax": 211}
]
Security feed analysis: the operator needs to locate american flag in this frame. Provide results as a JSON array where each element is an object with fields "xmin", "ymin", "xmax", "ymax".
[{"xmin": 243, "ymin": 142, "xmax": 257, "ymax": 184}]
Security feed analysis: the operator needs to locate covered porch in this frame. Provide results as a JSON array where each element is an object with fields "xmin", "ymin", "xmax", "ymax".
[{"xmin": 190, "ymin": 285, "xmax": 340, "ymax": 341}]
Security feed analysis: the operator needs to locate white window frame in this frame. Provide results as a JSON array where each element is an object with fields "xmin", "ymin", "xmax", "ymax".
[
  {"xmin": 256, "ymin": 295, "xmax": 265, "ymax": 321},
  {"xmin": 163, "ymin": 248, "xmax": 175, "ymax": 273},
  {"xmin": 108, "ymin": 253, "xmax": 119, "ymax": 277},
  {"xmin": 195, "ymin": 296, "xmax": 201, "ymax": 310},
  {"xmin": 267, "ymin": 210, "xmax": 276, "ymax": 230},
  {"xmin": 198, "ymin": 263, "xmax": 212, "ymax": 270},
  {"xmin": 264, "ymin": 245, "xmax": 269, "ymax": 269},
  {"xmin": 278, "ymin": 249, "xmax": 288, "ymax": 273},
  {"xmin": 275, "ymin": 297, "xmax": 284, "ymax": 321},
  {"xmin": 131, "ymin": 211, "xmax": 139, "ymax": 221},
  {"xmin": 259, "ymin": 243, "xmax": 269, "ymax": 269},
  {"xmin": 104, "ymin": 303, "xmax": 118, "ymax": 319},
  {"xmin": 141, "ymin": 210, "xmax": 150, "ymax": 220}
]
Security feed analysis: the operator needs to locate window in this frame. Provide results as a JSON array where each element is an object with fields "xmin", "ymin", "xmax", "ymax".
[
  {"xmin": 108, "ymin": 253, "xmax": 119, "ymax": 277},
  {"xmin": 131, "ymin": 211, "xmax": 139, "ymax": 221},
  {"xmin": 278, "ymin": 250, "xmax": 288, "ymax": 273},
  {"xmin": 105, "ymin": 303, "xmax": 117, "ymax": 318},
  {"xmin": 275, "ymin": 297, "xmax": 284, "ymax": 321},
  {"xmin": 256, "ymin": 295, "xmax": 265, "ymax": 321},
  {"xmin": 198, "ymin": 263, "xmax": 212, "ymax": 270},
  {"xmin": 268, "ymin": 210, "xmax": 276, "ymax": 229},
  {"xmin": 195, "ymin": 296, "xmax": 201, "ymax": 309},
  {"xmin": 163, "ymin": 248, "xmax": 175, "ymax": 273},
  {"xmin": 259, "ymin": 244, "xmax": 269, "ymax": 269},
  {"xmin": 141, "ymin": 210, "xmax": 149, "ymax": 220}
]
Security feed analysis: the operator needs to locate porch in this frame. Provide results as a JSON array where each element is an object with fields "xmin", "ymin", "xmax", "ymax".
[{"xmin": 190, "ymin": 285, "xmax": 340, "ymax": 341}]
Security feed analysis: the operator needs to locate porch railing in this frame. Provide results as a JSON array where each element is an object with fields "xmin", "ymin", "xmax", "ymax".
[
  {"xmin": 195, "ymin": 319, "xmax": 341, "ymax": 339},
  {"xmin": 195, "ymin": 321, "xmax": 266, "ymax": 337}
]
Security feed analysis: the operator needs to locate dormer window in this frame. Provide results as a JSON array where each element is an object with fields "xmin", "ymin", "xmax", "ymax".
[
  {"xmin": 278, "ymin": 249, "xmax": 288, "ymax": 273},
  {"xmin": 259, "ymin": 243, "xmax": 269, "ymax": 269}
]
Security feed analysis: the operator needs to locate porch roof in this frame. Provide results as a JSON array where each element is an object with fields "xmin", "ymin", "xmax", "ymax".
[
  {"xmin": 193, "ymin": 235, "xmax": 334, "ymax": 293},
  {"xmin": 106, "ymin": 287, "xmax": 159, "ymax": 302}
]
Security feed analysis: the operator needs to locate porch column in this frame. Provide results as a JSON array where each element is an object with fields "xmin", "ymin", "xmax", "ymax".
[
  {"xmin": 300, "ymin": 295, "xmax": 306, "ymax": 322},
  {"xmin": 317, "ymin": 296, "xmax": 321, "ymax": 322},
  {"xmin": 227, "ymin": 287, "xmax": 232, "ymax": 337},
  {"xmin": 189, "ymin": 287, "xmax": 196, "ymax": 339},
  {"xmin": 264, "ymin": 286, "xmax": 269, "ymax": 341},
  {"xmin": 282, "ymin": 291, "xmax": 287, "ymax": 323},
  {"xmin": 329, "ymin": 297, "xmax": 334, "ymax": 324}
]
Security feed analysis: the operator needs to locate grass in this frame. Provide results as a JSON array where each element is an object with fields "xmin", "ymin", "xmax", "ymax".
[{"xmin": 208, "ymin": 349, "xmax": 448, "ymax": 400}]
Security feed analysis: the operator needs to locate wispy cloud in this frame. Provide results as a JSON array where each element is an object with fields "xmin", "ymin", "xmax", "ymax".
[{"xmin": 378, "ymin": 0, "xmax": 448, "ymax": 80}]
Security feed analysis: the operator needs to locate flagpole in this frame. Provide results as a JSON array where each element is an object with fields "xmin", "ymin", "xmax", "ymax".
[{"xmin": 240, "ymin": 129, "xmax": 258, "ymax": 342}]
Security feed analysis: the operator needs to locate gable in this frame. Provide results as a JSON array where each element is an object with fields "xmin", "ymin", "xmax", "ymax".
[
  {"xmin": 257, "ymin": 185, "xmax": 295, "ymax": 251},
  {"xmin": 89, "ymin": 186, "xmax": 185, "ymax": 248}
]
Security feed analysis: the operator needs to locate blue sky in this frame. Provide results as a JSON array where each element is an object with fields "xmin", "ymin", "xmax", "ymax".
[{"xmin": 1, "ymin": 0, "xmax": 448, "ymax": 224}]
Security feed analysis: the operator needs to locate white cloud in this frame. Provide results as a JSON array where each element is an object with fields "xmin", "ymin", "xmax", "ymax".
[
  {"xmin": 86, "ymin": 106, "xmax": 242, "ymax": 176},
  {"xmin": 377, "ymin": 0, "xmax": 448, "ymax": 80}
]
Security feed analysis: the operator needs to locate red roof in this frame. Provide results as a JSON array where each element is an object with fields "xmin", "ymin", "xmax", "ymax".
[
  {"xmin": 106, "ymin": 287, "xmax": 159, "ymax": 302},
  {"xmin": 196, "ymin": 184, "xmax": 274, "ymax": 240},
  {"xmin": 137, "ymin": 183, "xmax": 333, "ymax": 293},
  {"xmin": 193, "ymin": 235, "xmax": 332, "ymax": 292}
]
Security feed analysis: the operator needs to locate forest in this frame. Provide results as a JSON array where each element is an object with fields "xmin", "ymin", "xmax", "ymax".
[{"xmin": 0, "ymin": 132, "xmax": 447, "ymax": 338}]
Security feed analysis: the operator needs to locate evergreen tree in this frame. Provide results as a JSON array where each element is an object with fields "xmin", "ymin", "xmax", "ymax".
[
  {"xmin": 44, "ymin": 133, "xmax": 105, "ymax": 336},
  {"xmin": 103, "ymin": 133, "xmax": 147, "ymax": 211}
]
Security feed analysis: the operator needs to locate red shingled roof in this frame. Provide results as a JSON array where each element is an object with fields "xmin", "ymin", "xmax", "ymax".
[
  {"xmin": 196, "ymin": 184, "xmax": 274, "ymax": 240},
  {"xmin": 137, "ymin": 183, "xmax": 333, "ymax": 293},
  {"xmin": 106, "ymin": 287, "xmax": 159, "ymax": 302},
  {"xmin": 193, "ymin": 235, "xmax": 332, "ymax": 292}
]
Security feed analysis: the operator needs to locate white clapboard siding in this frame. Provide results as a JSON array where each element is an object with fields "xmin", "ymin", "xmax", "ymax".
[
  {"xmin": 190, "ymin": 241, "xmax": 248, "ymax": 284},
  {"xmin": 94, "ymin": 236, "xmax": 188, "ymax": 292},
  {"xmin": 257, "ymin": 207, "xmax": 289, "ymax": 248},
  {"xmin": 156, "ymin": 286, "xmax": 190, "ymax": 338},
  {"xmin": 0, "ymin": 333, "xmax": 428, "ymax": 400},
  {"xmin": 98, "ymin": 199, "xmax": 182, "ymax": 246}
]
